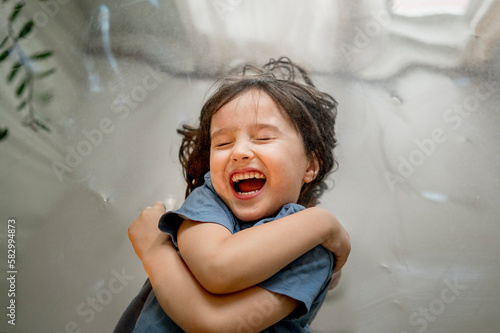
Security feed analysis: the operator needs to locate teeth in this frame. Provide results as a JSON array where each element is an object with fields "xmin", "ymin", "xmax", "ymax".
[
  {"xmin": 231, "ymin": 171, "xmax": 266, "ymax": 183},
  {"xmin": 236, "ymin": 190, "xmax": 259, "ymax": 196}
]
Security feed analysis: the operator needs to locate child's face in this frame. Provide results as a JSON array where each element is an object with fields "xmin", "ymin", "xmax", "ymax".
[{"xmin": 209, "ymin": 90, "xmax": 318, "ymax": 222}]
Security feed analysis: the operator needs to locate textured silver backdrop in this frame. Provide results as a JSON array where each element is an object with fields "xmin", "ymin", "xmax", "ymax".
[{"xmin": 1, "ymin": 0, "xmax": 499, "ymax": 332}]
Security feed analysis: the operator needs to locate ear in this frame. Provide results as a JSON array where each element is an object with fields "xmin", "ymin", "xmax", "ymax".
[{"xmin": 303, "ymin": 153, "xmax": 320, "ymax": 184}]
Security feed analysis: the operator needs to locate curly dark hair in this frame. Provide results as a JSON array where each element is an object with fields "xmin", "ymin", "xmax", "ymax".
[{"xmin": 177, "ymin": 57, "xmax": 338, "ymax": 207}]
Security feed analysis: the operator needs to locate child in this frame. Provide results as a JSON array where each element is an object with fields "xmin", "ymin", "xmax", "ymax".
[{"xmin": 116, "ymin": 57, "xmax": 350, "ymax": 332}]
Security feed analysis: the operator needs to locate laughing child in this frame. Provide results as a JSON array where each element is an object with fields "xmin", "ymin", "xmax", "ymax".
[{"xmin": 117, "ymin": 57, "xmax": 350, "ymax": 332}]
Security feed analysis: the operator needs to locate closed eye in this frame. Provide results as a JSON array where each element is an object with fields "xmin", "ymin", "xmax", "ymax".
[
  {"xmin": 214, "ymin": 141, "xmax": 232, "ymax": 148},
  {"xmin": 255, "ymin": 137, "xmax": 273, "ymax": 142}
]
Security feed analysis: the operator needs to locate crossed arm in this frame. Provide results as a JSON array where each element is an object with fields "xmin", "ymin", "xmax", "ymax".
[
  {"xmin": 177, "ymin": 206, "xmax": 348, "ymax": 294},
  {"xmin": 141, "ymin": 236, "xmax": 299, "ymax": 333},
  {"xmin": 129, "ymin": 202, "xmax": 350, "ymax": 332}
]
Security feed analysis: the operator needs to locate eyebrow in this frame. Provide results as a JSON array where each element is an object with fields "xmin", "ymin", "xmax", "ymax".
[{"xmin": 210, "ymin": 123, "xmax": 282, "ymax": 139}]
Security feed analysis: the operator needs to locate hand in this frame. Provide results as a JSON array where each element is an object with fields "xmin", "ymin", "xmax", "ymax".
[
  {"xmin": 128, "ymin": 201, "xmax": 172, "ymax": 262},
  {"xmin": 321, "ymin": 219, "xmax": 351, "ymax": 273},
  {"xmin": 328, "ymin": 270, "xmax": 342, "ymax": 290}
]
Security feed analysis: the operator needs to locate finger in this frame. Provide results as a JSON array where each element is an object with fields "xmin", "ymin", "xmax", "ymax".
[
  {"xmin": 152, "ymin": 201, "xmax": 167, "ymax": 212},
  {"xmin": 333, "ymin": 245, "xmax": 351, "ymax": 272},
  {"xmin": 333, "ymin": 256, "xmax": 347, "ymax": 272},
  {"xmin": 328, "ymin": 270, "xmax": 341, "ymax": 290},
  {"xmin": 333, "ymin": 230, "xmax": 351, "ymax": 272}
]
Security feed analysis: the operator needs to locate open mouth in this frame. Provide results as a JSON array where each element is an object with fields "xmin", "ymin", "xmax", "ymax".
[{"xmin": 231, "ymin": 171, "xmax": 266, "ymax": 196}]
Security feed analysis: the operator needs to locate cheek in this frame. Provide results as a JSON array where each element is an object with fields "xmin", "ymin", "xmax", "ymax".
[
  {"xmin": 209, "ymin": 150, "xmax": 215, "ymax": 170},
  {"xmin": 210, "ymin": 149, "xmax": 227, "ymax": 167},
  {"xmin": 209, "ymin": 148, "xmax": 222, "ymax": 170},
  {"xmin": 209, "ymin": 151, "xmax": 228, "ymax": 187}
]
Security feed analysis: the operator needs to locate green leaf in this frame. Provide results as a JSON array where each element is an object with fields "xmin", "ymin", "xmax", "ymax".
[
  {"xmin": 36, "ymin": 68, "xmax": 56, "ymax": 79},
  {"xmin": 31, "ymin": 50, "xmax": 53, "ymax": 60},
  {"xmin": 17, "ymin": 20, "xmax": 34, "ymax": 39},
  {"xmin": 16, "ymin": 99, "xmax": 28, "ymax": 111},
  {"xmin": 0, "ymin": 36, "xmax": 8, "ymax": 49},
  {"xmin": 34, "ymin": 109, "xmax": 49, "ymax": 122},
  {"xmin": 7, "ymin": 61, "xmax": 22, "ymax": 82},
  {"xmin": 16, "ymin": 77, "xmax": 29, "ymax": 96},
  {"xmin": 9, "ymin": 2, "xmax": 25, "ymax": 23},
  {"xmin": 0, "ymin": 49, "xmax": 10, "ymax": 62},
  {"xmin": 0, "ymin": 127, "xmax": 9, "ymax": 141},
  {"xmin": 35, "ymin": 91, "xmax": 53, "ymax": 103},
  {"xmin": 34, "ymin": 118, "xmax": 51, "ymax": 133}
]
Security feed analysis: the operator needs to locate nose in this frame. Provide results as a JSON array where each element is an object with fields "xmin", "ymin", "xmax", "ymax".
[{"xmin": 231, "ymin": 139, "xmax": 254, "ymax": 162}]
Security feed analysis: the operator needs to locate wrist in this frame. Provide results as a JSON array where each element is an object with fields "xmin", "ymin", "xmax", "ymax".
[{"xmin": 141, "ymin": 239, "xmax": 176, "ymax": 274}]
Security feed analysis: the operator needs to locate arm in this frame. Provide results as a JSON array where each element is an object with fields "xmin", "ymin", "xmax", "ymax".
[
  {"xmin": 146, "ymin": 242, "xmax": 299, "ymax": 333},
  {"xmin": 177, "ymin": 206, "xmax": 350, "ymax": 294},
  {"xmin": 129, "ymin": 202, "xmax": 299, "ymax": 333}
]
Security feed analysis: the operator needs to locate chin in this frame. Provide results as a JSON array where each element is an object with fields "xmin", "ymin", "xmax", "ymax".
[
  {"xmin": 233, "ymin": 206, "xmax": 277, "ymax": 222},
  {"xmin": 232, "ymin": 208, "xmax": 264, "ymax": 222},
  {"xmin": 235, "ymin": 212, "xmax": 261, "ymax": 222}
]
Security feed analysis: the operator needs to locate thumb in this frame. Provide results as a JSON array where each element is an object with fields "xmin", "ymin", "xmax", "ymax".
[{"xmin": 152, "ymin": 201, "xmax": 167, "ymax": 212}]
